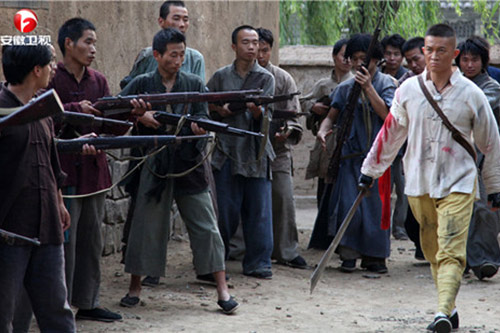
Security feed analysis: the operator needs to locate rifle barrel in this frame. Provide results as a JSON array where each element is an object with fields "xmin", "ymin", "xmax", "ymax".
[
  {"xmin": 153, "ymin": 112, "xmax": 263, "ymax": 138},
  {"xmin": 55, "ymin": 134, "xmax": 212, "ymax": 153},
  {"xmin": 96, "ymin": 89, "xmax": 264, "ymax": 116},
  {"xmin": 61, "ymin": 111, "xmax": 134, "ymax": 128}
]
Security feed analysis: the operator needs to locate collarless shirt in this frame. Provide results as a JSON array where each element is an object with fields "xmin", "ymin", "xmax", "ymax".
[
  {"xmin": 206, "ymin": 60, "xmax": 275, "ymax": 178},
  {"xmin": 362, "ymin": 68, "xmax": 500, "ymax": 198},
  {"xmin": 0, "ymin": 85, "xmax": 66, "ymax": 244},
  {"xmin": 48, "ymin": 62, "xmax": 112, "ymax": 195},
  {"xmin": 120, "ymin": 70, "xmax": 209, "ymax": 195},
  {"xmin": 264, "ymin": 62, "xmax": 302, "ymax": 173}
]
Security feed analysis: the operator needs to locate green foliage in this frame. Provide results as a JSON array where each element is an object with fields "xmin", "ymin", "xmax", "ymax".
[{"xmin": 280, "ymin": 0, "xmax": 500, "ymax": 46}]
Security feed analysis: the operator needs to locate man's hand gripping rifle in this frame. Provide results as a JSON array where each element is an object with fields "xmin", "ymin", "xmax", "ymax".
[{"xmin": 95, "ymin": 89, "xmax": 264, "ymax": 117}]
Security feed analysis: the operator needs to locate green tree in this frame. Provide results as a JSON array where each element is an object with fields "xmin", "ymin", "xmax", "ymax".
[{"xmin": 280, "ymin": 0, "xmax": 500, "ymax": 46}]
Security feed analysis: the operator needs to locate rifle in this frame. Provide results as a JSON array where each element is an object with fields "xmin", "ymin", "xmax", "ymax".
[
  {"xmin": 0, "ymin": 228, "xmax": 41, "ymax": 246},
  {"xmin": 96, "ymin": 89, "xmax": 263, "ymax": 117},
  {"xmin": 58, "ymin": 111, "xmax": 134, "ymax": 129},
  {"xmin": 0, "ymin": 89, "xmax": 63, "ymax": 132},
  {"xmin": 272, "ymin": 109, "xmax": 309, "ymax": 119},
  {"xmin": 326, "ymin": 15, "xmax": 383, "ymax": 183},
  {"xmin": 55, "ymin": 134, "xmax": 212, "ymax": 153},
  {"xmin": 226, "ymin": 91, "xmax": 301, "ymax": 113},
  {"xmin": 153, "ymin": 111, "xmax": 263, "ymax": 138}
]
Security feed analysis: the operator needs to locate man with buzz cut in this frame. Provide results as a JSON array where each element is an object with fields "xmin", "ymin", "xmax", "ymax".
[
  {"xmin": 119, "ymin": 0, "xmax": 217, "ymax": 288},
  {"xmin": 48, "ymin": 17, "xmax": 141, "ymax": 323},
  {"xmin": 207, "ymin": 25, "xmax": 275, "ymax": 279},
  {"xmin": 120, "ymin": 0, "xmax": 204, "ymax": 88},
  {"xmin": 360, "ymin": 24, "xmax": 500, "ymax": 332},
  {"xmin": 119, "ymin": 28, "xmax": 238, "ymax": 315}
]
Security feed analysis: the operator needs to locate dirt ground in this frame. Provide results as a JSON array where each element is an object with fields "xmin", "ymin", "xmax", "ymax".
[{"xmin": 67, "ymin": 206, "xmax": 500, "ymax": 333}]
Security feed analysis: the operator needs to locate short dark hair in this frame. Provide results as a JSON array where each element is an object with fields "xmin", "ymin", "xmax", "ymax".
[
  {"xmin": 333, "ymin": 38, "xmax": 349, "ymax": 56},
  {"xmin": 256, "ymin": 28, "xmax": 274, "ymax": 48},
  {"xmin": 231, "ymin": 25, "xmax": 256, "ymax": 45},
  {"xmin": 456, "ymin": 36, "xmax": 490, "ymax": 71},
  {"xmin": 153, "ymin": 28, "xmax": 186, "ymax": 55},
  {"xmin": 159, "ymin": 1, "xmax": 185, "ymax": 19},
  {"xmin": 381, "ymin": 34, "xmax": 406, "ymax": 52},
  {"xmin": 425, "ymin": 23, "xmax": 455, "ymax": 38},
  {"xmin": 2, "ymin": 44, "xmax": 52, "ymax": 85},
  {"xmin": 57, "ymin": 18, "xmax": 95, "ymax": 56},
  {"xmin": 402, "ymin": 37, "xmax": 425, "ymax": 55},
  {"xmin": 345, "ymin": 33, "xmax": 384, "ymax": 60}
]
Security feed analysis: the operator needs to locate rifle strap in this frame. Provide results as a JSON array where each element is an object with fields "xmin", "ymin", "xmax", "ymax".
[{"xmin": 417, "ymin": 75, "xmax": 476, "ymax": 161}]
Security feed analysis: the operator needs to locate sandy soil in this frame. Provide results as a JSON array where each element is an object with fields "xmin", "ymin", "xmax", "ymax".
[{"xmin": 69, "ymin": 207, "xmax": 500, "ymax": 333}]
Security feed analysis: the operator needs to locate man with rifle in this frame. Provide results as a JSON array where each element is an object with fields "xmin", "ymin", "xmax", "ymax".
[
  {"xmin": 207, "ymin": 25, "xmax": 275, "ymax": 279},
  {"xmin": 256, "ymin": 28, "xmax": 307, "ymax": 269},
  {"xmin": 119, "ymin": 28, "xmax": 238, "ymax": 314},
  {"xmin": 360, "ymin": 24, "xmax": 500, "ymax": 332},
  {"xmin": 301, "ymin": 39, "xmax": 353, "ymax": 211},
  {"xmin": 314, "ymin": 33, "xmax": 396, "ymax": 274},
  {"xmin": 0, "ymin": 43, "xmax": 76, "ymax": 332},
  {"xmin": 48, "ymin": 18, "xmax": 145, "ymax": 323},
  {"xmin": 120, "ymin": 0, "xmax": 216, "ymax": 288}
]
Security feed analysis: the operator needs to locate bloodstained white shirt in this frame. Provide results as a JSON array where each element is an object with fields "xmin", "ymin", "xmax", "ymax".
[{"xmin": 361, "ymin": 68, "xmax": 500, "ymax": 199}]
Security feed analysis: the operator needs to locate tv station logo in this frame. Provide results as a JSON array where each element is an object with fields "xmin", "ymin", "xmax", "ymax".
[
  {"xmin": 14, "ymin": 9, "xmax": 38, "ymax": 33},
  {"xmin": 1, "ymin": 9, "xmax": 51, "ymax": 46}
]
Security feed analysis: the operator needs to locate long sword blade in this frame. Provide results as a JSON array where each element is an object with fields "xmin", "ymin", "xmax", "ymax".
[{"xmin": 310, "ymin": 189, "xmax": 367, "ymax": 294}]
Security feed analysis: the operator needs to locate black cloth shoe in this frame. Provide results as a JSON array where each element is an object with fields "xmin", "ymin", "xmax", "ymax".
[
  {"xmin": 196, "ymin": 273, "xmax": 230, "ymax": 283},
  {"xmin": 281, "ymin": 255, "xmax": 307, "ymax": 269},
  {"xmin": 217, "ymin": 296, "xmax": 240, "ymax": 314},
  {"xmin": 339, "ymin": 259, "xmax": 356, "ymax": 273},
  {"xmin": 141, "ymin": 276, "xmax": 159, "ymax": 287},
  {"xmin": 415, "ymin": 247, "xmax": 425, "ymax": 261},
  {"xmin": 472, "ymin": 263, "xmax": 498, "ymax": 280},
  {"xmin": 361, "ymin": 258, "xmax": 388, "ymax": 274},
  {"xmin": 120, "ymin": 294, "xmax": 140, "ymax": 308},
  {"xmin": 76, "ymin": 308, "xmax": 122, "ymax": 322},
  {"xmin": 243, "ymin": 268, "xmax": 272, "ymax": 279},
  {"xmin": 426, "ymin": 312, "xmax": 458, "ymax": 332}
]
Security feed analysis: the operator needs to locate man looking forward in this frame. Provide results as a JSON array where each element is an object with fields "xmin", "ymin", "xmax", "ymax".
[
  {"xmin": 207, "ymin": 25, "xmax": 275, "ymax": 279},
  {"xmin": 360, "ymin": 24, "xmax": 500, "ymax": 332}
]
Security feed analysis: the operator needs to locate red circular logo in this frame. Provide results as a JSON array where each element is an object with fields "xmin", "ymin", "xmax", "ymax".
[{"xmin": 13, "ymin": 9, "xmax": 38, "ymax": 33}]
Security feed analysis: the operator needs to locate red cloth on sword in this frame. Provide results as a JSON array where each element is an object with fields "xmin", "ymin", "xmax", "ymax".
[{"xmin": 378, "ymin": 167, "xmax": 391, "ymax": 230}]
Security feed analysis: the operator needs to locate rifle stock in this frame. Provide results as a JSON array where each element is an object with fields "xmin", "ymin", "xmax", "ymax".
[
  {"xmin": 55, "ymin": 134, "xmax": 212, "ymax": 153},
  {"xmin": 326, "ymin": 15, "xmax": 383, "ymax": 183},
  {"xmin": 0, "ymin": 89, "xmax": 63, "ymax": 132},
  {"xmin": 153, "ymin": 111, "xmax": 263, "ymax": 138},
  {"xmin": 96, "ymin": 89, "xmax": 263, "ymax": 117}
]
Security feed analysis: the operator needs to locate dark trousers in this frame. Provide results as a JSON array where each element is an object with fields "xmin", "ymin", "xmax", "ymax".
[
  {"xmin": 0, "ymin": 243, "xmax": 75, "ymax": 333},
  {"xmin": 213, "ymin": 160, "xmax": 273, "ymax": 274}
]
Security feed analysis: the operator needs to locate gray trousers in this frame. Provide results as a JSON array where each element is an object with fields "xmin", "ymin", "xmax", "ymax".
[
  {"xmin": 271, "ymin": 171, "xmax": 300, "ymax": 262},
  {"xmin": 391, "ymin": 155, "xmax": 408, "ymax": 236},
  {"xmin": 125, "ymin": 165, "xmax": 225, "ymax": 277},
  {"xmin": 0, "ymin": 243, "xmax": 75, "ymax": 333},
  {"xmin": 467, "ymin": 169, "xmax": 500, "ymax": 268},
  {"xmin": 64, "ymin": 192, "xmax": 105, "ymax": 310}
]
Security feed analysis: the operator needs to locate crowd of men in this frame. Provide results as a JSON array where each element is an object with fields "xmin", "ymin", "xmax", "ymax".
[{"xmin": 1, "ymin": 1, "xmax": 500, "ymax": 333}]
